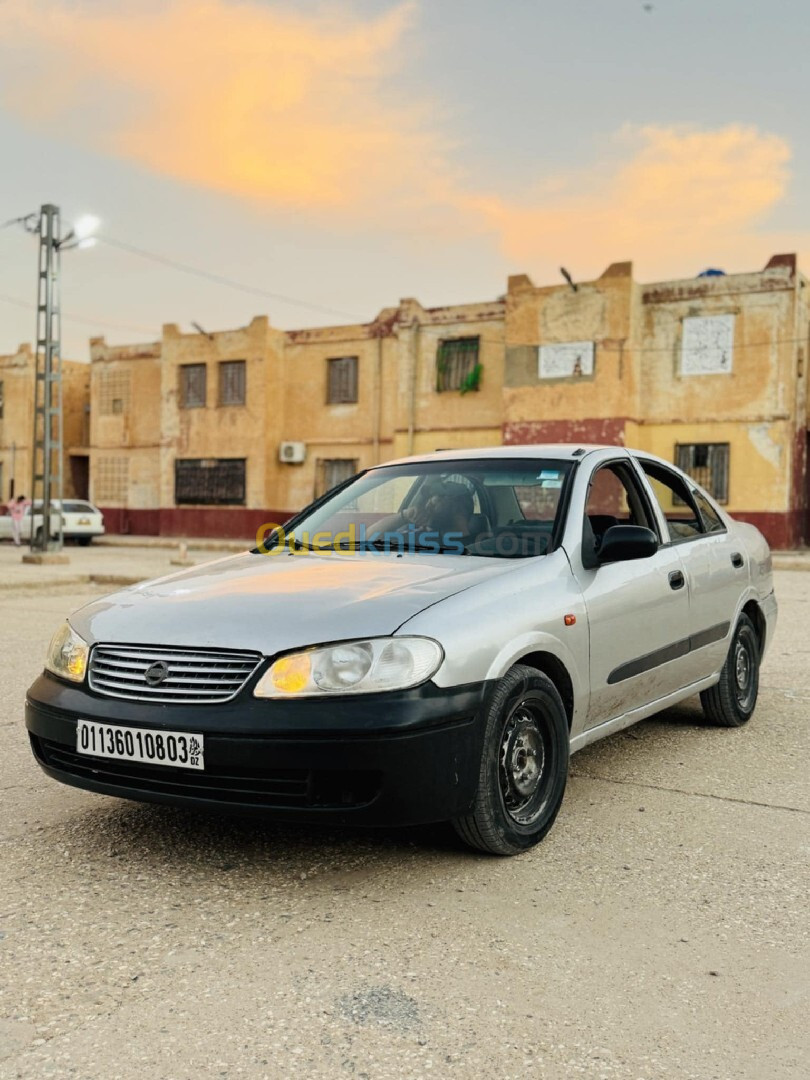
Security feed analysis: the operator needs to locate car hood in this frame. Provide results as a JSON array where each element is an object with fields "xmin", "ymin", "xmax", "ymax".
[{"xmin": 70, "ymin": 550, "xmax": 518, "ymax": 655}]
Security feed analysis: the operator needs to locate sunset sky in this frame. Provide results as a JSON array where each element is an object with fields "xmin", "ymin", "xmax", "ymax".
[{"xmin": 1, "ymin": 0, "xmax": 808, "ymax": 359}]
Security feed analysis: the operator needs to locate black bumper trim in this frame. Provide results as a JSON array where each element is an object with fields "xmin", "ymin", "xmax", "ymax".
[{"xmin": 25, "ymin": 675, "xmax": 492, "ymax": 826}]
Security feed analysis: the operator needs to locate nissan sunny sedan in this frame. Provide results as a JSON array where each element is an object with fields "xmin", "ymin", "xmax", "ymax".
[{"xmin": 26, "ymin": 446, "xmax": 777, "ymax": 855}]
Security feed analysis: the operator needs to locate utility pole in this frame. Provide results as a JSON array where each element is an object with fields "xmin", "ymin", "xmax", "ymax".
[{"xmin": 30, "ymin": 204, "xmax": 64, "ymax": 553}]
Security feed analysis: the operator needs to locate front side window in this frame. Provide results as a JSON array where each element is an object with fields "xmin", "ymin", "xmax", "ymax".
[
  {"xmin": 582, "ymin": 462, "xmax": 654, "ymax": 567},
  {"xmin": 327, "ymin": 357, "xmax": 358, "ymax": 404},
  {"xmin": 175, "ymin": 458, "xmax": 246, "ymax": 505},
  {"xmin": 284, "ymin": 458, "xmax": 574, "ymax": 559},
  {"xmin": 675, "ymin": 443, "xmax": 729, "ymax": 503},
  {"xmin": 180, "ymin": 364, "xmax": 207, "ymax": 409},
  {"xmin": 436, "ymin": 337, "xmax": 480, "ymax": 392},
  {"xmin": 640, "ymin": 461, "xmax": 704, "ymax": 542},
  {"xmin": 219, "ymin": 360, "xmax": 246, "ymax": 406}
]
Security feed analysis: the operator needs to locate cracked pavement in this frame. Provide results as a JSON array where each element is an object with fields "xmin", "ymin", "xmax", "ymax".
[{"xmin": 0, "ymin": 560, "xmax": 807, "ymax": 1079}]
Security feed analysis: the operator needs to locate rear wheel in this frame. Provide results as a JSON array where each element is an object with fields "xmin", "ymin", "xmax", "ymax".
[
  {"xmin": 77, "ymin": 536, "xmax": 92, "ymax": 546},
  {"xmin": 700, "ymin": 613, "xmax": 760, "ymax": 727},
  {"xmin": 453, "ymin": 665, "xmax": 569, "ymax": 855}
]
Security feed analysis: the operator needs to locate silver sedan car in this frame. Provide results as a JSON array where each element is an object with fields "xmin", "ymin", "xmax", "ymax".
[{"xmin": 26, "ymin": 445, "xmax": 777, "ymax": 855}]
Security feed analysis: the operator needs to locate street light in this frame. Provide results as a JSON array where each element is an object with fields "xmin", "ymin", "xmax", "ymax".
[{"xmin": 16, "ymin": 205, "xmax": 99, "ymax": 555}]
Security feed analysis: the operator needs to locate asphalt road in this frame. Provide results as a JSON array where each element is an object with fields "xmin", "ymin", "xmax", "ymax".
[{"xmin": 0, "ymin": 570, "xmax": 807, "ymax": 1079}]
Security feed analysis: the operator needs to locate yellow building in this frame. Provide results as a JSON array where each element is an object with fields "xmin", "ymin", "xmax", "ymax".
[
  {"xmin": 28, "ymin": 251, "xmax": 806, "ymax": 549},
  {"xmin": 503, "ymin": 254, "xmax": 808, "ymax": 547},
  {"xmin": 0, "ymin": 344, "xmax": 89, "ymax": 504}
]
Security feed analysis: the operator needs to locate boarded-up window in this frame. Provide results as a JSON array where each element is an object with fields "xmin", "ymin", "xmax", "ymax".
[
  {"xmin": 680, "ymin": 315, "xmax": 734, "ymax": 375},
  {"xmin": 538, "ymin": 341, "xmax": 594, "ymax": 379},
  {"xmin": 94, "ymin": 456, "xmax": 130, "ymax": 504},
  {"xmin": 436, "ymin": 337, "xmax": 480, "ymax": 392},
  {"xmin": 180, "ymin": 364, "xmax": 207, "ymax": 408},
  {"xmin": 327, "ymin": 357, "xmax": 358, "ymax": 404},
  {"xmin": 175, "ymin": 458, "xmax": 246, "ymax": 505},
  {"xmin": 219, "ymin": 360, "xmax": 246, "ymax": 406},
  {"xmin": 98, "ymin": 370, "xmax": 131, "ymax": 416},
  {"xmin": 316, "ymin": 458, "xmax": 358, "ymax": 498},
  {"xmin": 676, "ymin": 443, "xmax": 730, "ymax": 503}
]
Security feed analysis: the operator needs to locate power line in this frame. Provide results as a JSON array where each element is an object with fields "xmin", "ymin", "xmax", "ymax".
[
  {"xmin": 99, "ymin": 236, "xmax": 364, "ymax": 322},
  {"xmin": 0, "ymin": 291, "xmax": 160, "ymax": 336}
]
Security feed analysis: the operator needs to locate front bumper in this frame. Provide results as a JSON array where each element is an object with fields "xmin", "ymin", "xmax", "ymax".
[{"xmin": 25, "ymin": 673, "xmax": 491, "ymax": 827}]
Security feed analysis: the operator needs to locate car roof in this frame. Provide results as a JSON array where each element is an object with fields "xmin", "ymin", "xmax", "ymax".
[{"xmin": 374, "ymin": 444, "xmax": 620, "ymax": 469}]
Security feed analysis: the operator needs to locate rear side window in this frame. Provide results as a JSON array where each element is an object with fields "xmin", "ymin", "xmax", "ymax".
[
  {"xmin": 640, "ymin": 462, "xmax": 703, "ymax": 542},
  {"xmin": 692, "ymin": 490, "xmax": 726, "ymax": 533}
]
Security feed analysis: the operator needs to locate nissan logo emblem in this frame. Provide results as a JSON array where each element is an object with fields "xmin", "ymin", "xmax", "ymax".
[{"xmin": 144, "ymin": 661, "xmax": 170, "ymax": 687}]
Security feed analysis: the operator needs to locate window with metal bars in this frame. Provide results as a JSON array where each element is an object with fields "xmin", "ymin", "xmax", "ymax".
[
  {"xmin": 180, "ymin": 364, "xmax": 207, "ymax": 409},
  {"xmin": 327, "ymin": 357, "xmax": 358, "ymax": 404},
  {"xmin": 219, "ymin": 360, "xmax": 246, "ymax": 406},
  {"xmin": 675, "ymin": 443, "xmax": 730, "ymax": 504},
  {"xmin": 175, "ymin": 458, "xmax": 246, "ymax": 505},
  {"xmin": 315, "ymin": 458, "xmax": 358, "ymax": 498},
  {"xmin": 436, "ymin": 337, "xmax": 480, "ymax": 392}
]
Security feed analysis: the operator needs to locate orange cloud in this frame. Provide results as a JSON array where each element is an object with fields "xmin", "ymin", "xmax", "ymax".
[
  {"xmin": 0, "ymin": 2, "xmax": 803, "ymax": 277},
  {"xmin": 0, "ymin": 0, "xmax": 450, "ymax": 214},
  {"xmin": 467, "ymin": 125, "xmax": 800, "ymax": 279}
]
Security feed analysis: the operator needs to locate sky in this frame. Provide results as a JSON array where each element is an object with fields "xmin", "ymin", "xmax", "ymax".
[{"xmin": 0, "ymin": 0, "xmax": 808, "ymax": 359}]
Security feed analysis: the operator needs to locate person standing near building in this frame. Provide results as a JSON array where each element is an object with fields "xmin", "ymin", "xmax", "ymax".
[{"xmin": 7, "ymin": 494, "xmax": 30, "ymax": 546}]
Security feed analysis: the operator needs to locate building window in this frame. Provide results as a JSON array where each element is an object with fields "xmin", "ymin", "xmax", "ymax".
[
  {"xmin": 327, "ymin": 357, "xmax": 358, "ymax": 404},
  {"xmin": 111, "ymin": 398, "xmax": 123, "ymax": 414},
  {"xmin": 436, "ymin": 337, "xmax": 480, "ymax": 392},
  {"xmin": 0, "ymin": 380, "xmax": 4, "ymax": 419},
  {"xmin": 180, "ymin": 364, "xmax": 207, "ymax": 408},
  {"xmin": 675, "ymin": 443, "xmax": 730, "ymax": 504},
  {"xmin": 316, "ymin": 458, "xmax": 358, "ymax": 498},
  {"xmin": 175, "ymin": 458, "xmax": 246, "ymax": 505},
  {"xmin": 219, "ymin": 360, "xmax": 246, "ymax": 406}
]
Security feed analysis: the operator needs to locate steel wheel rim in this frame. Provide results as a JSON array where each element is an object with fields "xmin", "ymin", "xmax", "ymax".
[
  {"xmin": 499, "ymin": 697, "xmax": 553, "ymax": 826},
  {"xmin": 734, "ymin": 632, "xmax": 755, "ymax": 711}
]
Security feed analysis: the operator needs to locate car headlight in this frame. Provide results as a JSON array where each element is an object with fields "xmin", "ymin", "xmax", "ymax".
[
  {"xmin": 254, "ymin": 637, "xmax": 443, "ymax": 698},
  {"xmin": 45, "ymin": 622, "xmax": 89, "ymax": 683}
]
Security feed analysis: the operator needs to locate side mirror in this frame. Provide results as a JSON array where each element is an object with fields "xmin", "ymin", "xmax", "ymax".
[{"xmin": 597, "ymin": 524, "xmax": 658, "ymax": 564}]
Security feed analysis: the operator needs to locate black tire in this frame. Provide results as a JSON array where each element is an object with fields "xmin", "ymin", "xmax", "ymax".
[
  {"xmin": 453, "ymin": 665, "xmax": 570, "ymax": 855},
  {"xmin": 700, "ymin": 613, "xmax": 760, "ymax": 727},
  {"xmin": 78, "ymin": 536, "xmax": 92, "ymax": 546},
  {"xmin": 34, "ymin": 526, "xmax": 43, "ymax": 546}
]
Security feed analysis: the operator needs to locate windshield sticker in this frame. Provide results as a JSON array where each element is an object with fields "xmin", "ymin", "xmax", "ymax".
[
  {"xmin": 541, "ymin": 479, "xmax": 563, "ymax": 489},
  {"xmin": 538, "ymin": 470, "xmax": 561, "ymax": 480}
]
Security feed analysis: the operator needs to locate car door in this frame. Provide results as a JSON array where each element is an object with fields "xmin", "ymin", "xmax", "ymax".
[
  {"xmin": 635, "ymin": 459, "xmax": 742, "ymax": 682},
  {"xmin": 566, "ymin": 458, "xmax": 692, "ymax": 728}
]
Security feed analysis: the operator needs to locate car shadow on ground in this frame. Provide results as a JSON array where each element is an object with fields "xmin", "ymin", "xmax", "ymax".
[{"xmin": 41, "ymin": 696, "xmax": 716, "ymax": 873}]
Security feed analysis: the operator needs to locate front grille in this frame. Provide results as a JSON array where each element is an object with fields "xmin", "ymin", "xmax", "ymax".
[
  {"xmin": 88, "ymin": 644, "xmax": 262, "ymax": 703},
  {"xmin": 33, "ymin": 737, "xmax": 380, "ymax": 809}
]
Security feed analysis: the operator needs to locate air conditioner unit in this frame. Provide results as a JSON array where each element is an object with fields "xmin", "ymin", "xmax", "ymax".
[{"xmin": 279, "ymin": 441, "xmax": 306, "ymax": 464}]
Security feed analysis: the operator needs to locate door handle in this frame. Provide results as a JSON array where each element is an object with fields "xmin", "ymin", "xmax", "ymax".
[
  {"xmin": 668, "ymin": 570, "xmax": 685, "ymax": 590},
  {"xmin": 731, "ymin": 552, "xmax": 744, "ymax": 568}
]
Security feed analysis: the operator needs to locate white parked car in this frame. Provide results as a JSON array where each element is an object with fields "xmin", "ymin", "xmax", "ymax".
[
  {"xmin": 27, "ymin": 446, "xmax": 776, "ymax": 855},
  {"xmin": 50, "ymin": 499, "xmax": 105, "ymax": 545}
]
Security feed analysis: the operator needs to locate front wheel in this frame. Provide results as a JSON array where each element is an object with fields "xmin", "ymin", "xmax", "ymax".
[
  {"xmin": 453, "ymin": 665, "xmax": 569, "ymax": 855},
  {"xmin": 700, "ymin": 613, "xmax": 760, "ymax": 727}
]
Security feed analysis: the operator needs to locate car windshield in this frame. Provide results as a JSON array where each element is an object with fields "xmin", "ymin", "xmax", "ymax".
[{"xmin": 262, "ymin": 458, "xmax": 574, "ymax": 558}]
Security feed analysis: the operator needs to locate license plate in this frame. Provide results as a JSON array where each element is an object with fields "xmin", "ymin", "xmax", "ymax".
[
  {"xmin": 78, "ymin": 517, "xmax": 90, "ymax": 525},
  {"xmin": 76, "ymin": 720, "xmax": 204, "ymax": 770}
]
